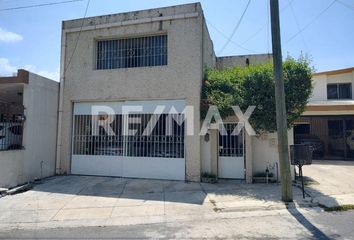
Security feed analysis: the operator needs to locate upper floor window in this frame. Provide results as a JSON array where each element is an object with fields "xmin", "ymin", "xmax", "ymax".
[
  {"xmin": 96, "ymin": 35, "xmax": 167, "ymax": 70},
  {"xmin": 327, "ymin": 83, "xmax": 352, "ymax": 100}
]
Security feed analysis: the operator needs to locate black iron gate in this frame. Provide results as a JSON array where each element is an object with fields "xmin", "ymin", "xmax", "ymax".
[{"xmin": 0, "ymin": 102, "xmax": 24, "ymax": 150}]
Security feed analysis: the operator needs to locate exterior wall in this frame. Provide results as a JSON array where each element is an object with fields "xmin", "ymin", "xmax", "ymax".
[
  {"xmin": 22, "ymin": 73, "xmax": 58, "ymax": 182},
  {"xmin": 202, "ymin": 17, "xmax": 216, "ymax": 69},
  {"xmin": 0, "ymin": 72, "xmax": 58, "ymax": 188},
  {"xmin": 245, "ymin": 131, "xmax": 253, "ymax": 183},
  {"xmin": 0, "ymin": 150, "xmax": 24, "ymax": 188},
  {"xmin": 216, "ymin": 54, "xmax": 272, "ymax": 69},
  {"xmin": 200, "ymin": 128, "xmax": 218, "ymax": 175},
  {"xmin": 310, "ymin": 75, "xmax": 327, "ymax": 101},
  {"xmin": 251, "ymin": 130, "xmax": 294, "ymax": 181},
  {"xmin": 59, "ymin": 3, "xmax": 206, "ymax": 181},
  {"xmin": 310, "ymin": 70, "xmax": 354, "ymax": 102}
]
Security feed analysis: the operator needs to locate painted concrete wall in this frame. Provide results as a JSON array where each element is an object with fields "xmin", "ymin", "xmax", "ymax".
[
  {"xmin": 0, "ymin": 73, "xmax": 58, "ymax": 188},
  {"xmin": 0, "ymin": 150, "xmax": 24, "ymax": 188},
  {"xmin": 22, "ymin": 73, "xmax": 59, "ymax": 182},
  {"xmin": 310, "ymin": 75, "xmax": 327, "ymax": 101},
  {"xmin": 200, "ymin": 128, "xmax": 218, "ymax": 175},
  {"xmin": 59, "ymin": 3, "xmax": 210, "ymax": 181},
  {"xmin": 310, "ymin": 71, "xmax": 354, "ymax": 102},
  {"xmin": 251, "ymin": 130, "xmax": 294, "ymax": 181},
  {"xmin": 216, "ymin": 54, "xmax": 272, "ymax": 69}
]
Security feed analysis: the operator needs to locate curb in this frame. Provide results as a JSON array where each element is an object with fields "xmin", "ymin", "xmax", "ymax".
[{"xmin": 5, "ymin": 183, "xmax": 32, "ymax": 196}]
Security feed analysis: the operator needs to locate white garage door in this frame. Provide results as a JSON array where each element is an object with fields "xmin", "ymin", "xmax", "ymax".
[{"xmin": 71, "ymin": 100, "xmax": 186, "ymax": 180}]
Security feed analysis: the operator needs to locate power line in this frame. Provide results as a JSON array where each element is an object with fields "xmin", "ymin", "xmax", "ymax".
[
  {"xmin": 288, "ymin": 0, "xmax": 309, "ymax": 52},
  {"xmin": 286, "ymin": 0, "xmax": 336, "ymax": 43},
  {"xmin": 218, "ymin": 0, "xmax": 252, "ymax": 55},
  {"xmin": 207, "ymin": 20, "xmax": 258, "ymax": 54},
  {"xmin": 241, "ymin": 0, "xmax": 294, "ymax": 46},
  {"xmin": 335, "ymin": 0, "xmax": 354, "ymax": 12},
  {"xmin": 64, "ymin": 0, "xmax": 90, "ymax": 73},
  {"xmin": 0, "ymin": 0, "xmax": 84, "ymax": 11}
]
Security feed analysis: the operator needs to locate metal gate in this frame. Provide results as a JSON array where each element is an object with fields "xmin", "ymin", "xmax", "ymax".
[
  {"xmin": 218, "ymin": 123, "xmax": 245, "ymax": 179},
  {"xmin": 71, "ymin": 100, "xmax": 186, "ymax": 180}
]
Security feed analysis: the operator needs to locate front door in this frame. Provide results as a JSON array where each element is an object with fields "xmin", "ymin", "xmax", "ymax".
[{"xmin": 218, "ymin": 123, "xmax": 245, "ymax": 179}]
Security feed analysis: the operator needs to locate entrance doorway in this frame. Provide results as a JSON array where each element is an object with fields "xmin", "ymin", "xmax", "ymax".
[{"xmin": 218, "ymin": 123, "xmax": 245, "ymax": 179}]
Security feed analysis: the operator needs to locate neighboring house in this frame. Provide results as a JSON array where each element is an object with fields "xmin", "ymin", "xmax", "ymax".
[
  {"xmin": 295, "ymin": 67, "xmax": 354, "ymax": 160},
  {"xmin": 57, "ymin": 3, "xmax": 292, "ymax": 183},
  {"xmin": 0, "ymin": 70, "xmax": 59, "ymax": 188}
]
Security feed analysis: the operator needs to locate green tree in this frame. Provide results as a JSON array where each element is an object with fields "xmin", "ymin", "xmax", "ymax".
[{"xmin": 201, "ymin": 56, "xmax": 313, "ymax": 133}]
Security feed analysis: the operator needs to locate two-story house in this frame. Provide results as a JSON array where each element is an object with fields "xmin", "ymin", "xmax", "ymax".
[
  {"xmin": 56, "ymin": 3, "xmax": 290, "ymax": 183},
  {"xmin": 294, "ymin": 67, "xmax": 354, "ymax": 160}
]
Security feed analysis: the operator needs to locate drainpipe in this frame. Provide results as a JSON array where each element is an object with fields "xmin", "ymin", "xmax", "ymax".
[{"xmin": 55, "ymin": 24, "xmax": 66, "ymax": 174}]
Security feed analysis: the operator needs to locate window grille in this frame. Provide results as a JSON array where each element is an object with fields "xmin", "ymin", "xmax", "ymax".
[
  {"xmin": 96, "ymin": 35, "xmax": 168, "ymax": 70},
  {"xmin": 72, "ymin": 113, "xmax": 184, "ymax": 158},
  {"xmin": 219, "ymin": 123, "xmax": 244, "ymax": 157}
]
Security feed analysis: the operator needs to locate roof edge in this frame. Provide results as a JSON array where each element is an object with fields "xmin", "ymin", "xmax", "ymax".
[
  {"xmin": 313, "ymin": 67, "xmax": 354, "ymax": 76},
  {"xmin": 0, "ymin": 69, "xmax": 29, "ymax": 84}
]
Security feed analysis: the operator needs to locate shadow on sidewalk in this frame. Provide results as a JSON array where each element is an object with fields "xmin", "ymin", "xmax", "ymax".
[{"xmin": 287, "ymin": 206, "xmax": 335, "ymax": 240}]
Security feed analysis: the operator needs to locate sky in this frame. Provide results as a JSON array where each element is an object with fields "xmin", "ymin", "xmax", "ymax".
[{"xmin": 0, "ymin": 0, "xmax": 354, "ymax": 81}]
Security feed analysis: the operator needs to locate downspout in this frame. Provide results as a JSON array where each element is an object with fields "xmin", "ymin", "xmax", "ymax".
[{"xmin": 55, "ymin": 24, "xmax": 66, "ymax": 174}]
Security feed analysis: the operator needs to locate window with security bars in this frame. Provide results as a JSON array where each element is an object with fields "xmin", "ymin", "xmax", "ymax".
[
  {"xmin": 96, "ymin": 35, "xmax": 168, "ymax": 69},
  {"xmin": 219, "ymin": 123, "xmax": 244, "ymax": 157},
  {"xmin": 72, "ymin": 113, "xmax": 184, "ymax": 158}
]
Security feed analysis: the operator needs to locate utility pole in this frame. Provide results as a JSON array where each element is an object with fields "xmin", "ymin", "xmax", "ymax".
[{"xmin": 270, "ymin": 0, "xmax": 293, "ymax": 202}]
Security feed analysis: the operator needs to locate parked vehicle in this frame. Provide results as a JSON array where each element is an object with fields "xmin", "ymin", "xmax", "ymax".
[
  {"xmin": 294, "ymin": 134, "xmax": 325, "ymax": 158},
  {"xmin": 0, "ymin": 122, "xmax": 23, "ymax": 150}
]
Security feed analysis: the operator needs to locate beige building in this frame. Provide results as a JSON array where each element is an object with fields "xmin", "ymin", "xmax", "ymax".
[
  {"xmin": 0, "ymin": 70, "xmax": 59, "ymax": 188},
  {"xmin": 295, "ymin": 67, "xmax": 354, "ymax": 160},
  {"xmin": 57, "ymin": 3, "xmax": 290, "ymax": 183}
]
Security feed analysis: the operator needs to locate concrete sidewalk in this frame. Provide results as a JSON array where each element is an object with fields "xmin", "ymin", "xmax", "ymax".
[
  {"xmin": 0, "ymin": 175, "xmax": 307, "ymax": 230},
  {"xmin": 302, "ymin": 160, "xmax": 354, "ymax": 208}
]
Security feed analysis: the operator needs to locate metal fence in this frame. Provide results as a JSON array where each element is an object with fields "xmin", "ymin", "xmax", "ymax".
[
  {"xmin": 72, "ymin": 113, "xmax": 185, "ymax": 158},
  {"xmin": 0, "ymin": 103, "xmax": 24, "ymax": 151}
]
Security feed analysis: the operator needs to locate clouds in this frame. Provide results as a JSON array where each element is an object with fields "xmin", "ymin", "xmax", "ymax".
[
  {"xmin": 0, "ymin": 27, "xmax": 58, "ymax": 81},
  {"xmin": 23, "ymin": 64, "xmax": 59, "ymax": 81},
  {"xmin": 0, "ymin": 28, "xmax": 23, "ymax": 43},
  {"xmin": 0, "ymin": 58, "xmax": 59, "ymax": 81},
  {"xmin": 0, "ymin": 58, "xmax": 17, "ymax": 74}
]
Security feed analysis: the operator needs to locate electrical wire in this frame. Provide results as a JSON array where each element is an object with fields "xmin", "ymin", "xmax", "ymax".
[
  {"xmin": 240, "ymin": 0, "xmax": 294, "ymax": 47},
  {"xmin": 288, "ymin": 0, "xmax": 309, "ymax": 52},
  {"xmin": 64, "ymin": 0, "xmax": 91, "ymax": 74},
  {"xmin": 335, "ymin": 0, "xmax": 354, "ymax": 12},
  {"xmin": 286, "ymin": 0, "xmax": 336, "ymax": 43},
  {"xmin": 0, "ymin": 0, "xmax": 84, "ymax": 12},
  {"xmin": 207, "ymin": 20, "xmax": 258, "ymax": 54},
  {"xmin": 218, "ymin": 0, "xmax": 251, "ymax": 55}
]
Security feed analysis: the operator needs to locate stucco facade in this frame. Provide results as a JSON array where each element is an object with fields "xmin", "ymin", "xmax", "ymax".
[
  {"xmin": 216, "ymin": 54, "xmax": 272, "ymax": 69},
  {"xmin": 57, "ymin": 3, "xmax": 278, "ymax": 182},
  {"xmin": 304, "ymin": 67, "xmax": 354, "ymax": 115},
  {"xmin": 57, "ymin": 3, "xmax": 218, "ymax": 181},
  {"xmin": 295, "ymin": 67, "xmax": 354, "ymax": 161}
]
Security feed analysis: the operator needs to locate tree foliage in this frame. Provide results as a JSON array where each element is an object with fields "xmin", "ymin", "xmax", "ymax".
[{"xmin": 201, "ymin": 56, "xmax": 313, "ymax": 133}]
